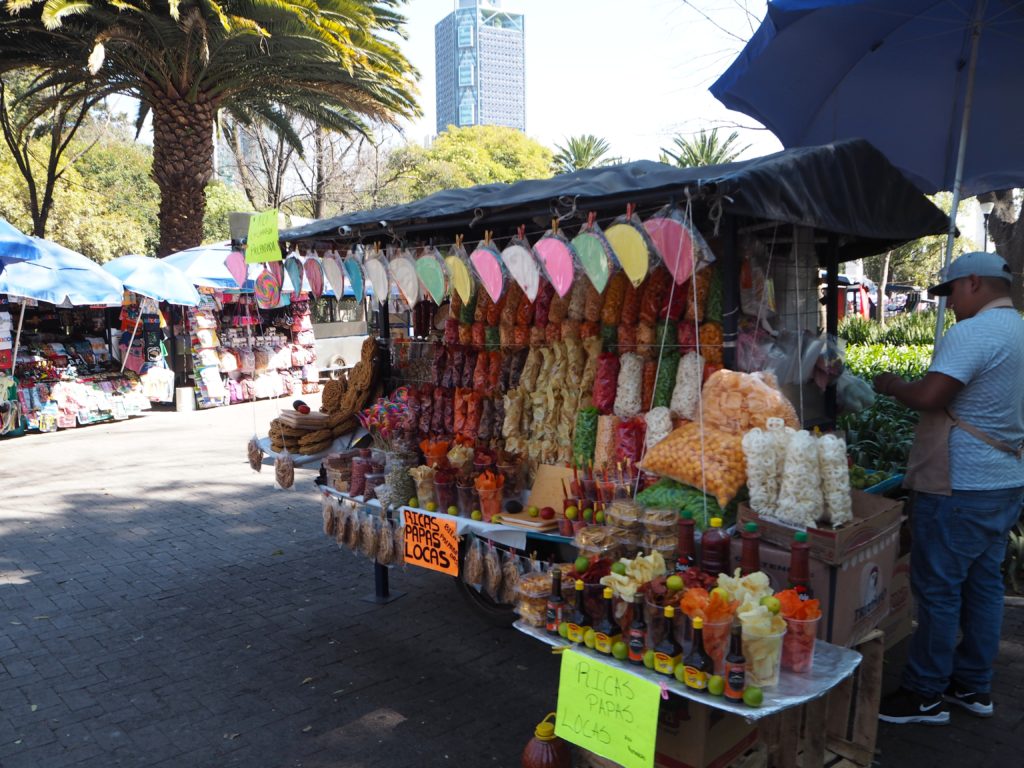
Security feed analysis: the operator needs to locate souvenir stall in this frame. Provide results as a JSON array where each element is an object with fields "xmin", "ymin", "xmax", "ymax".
[
  {"xmin": 168, "ymin": 249, "xmax": 329, "ymax": 410},
  {"xmin": 270, "ymin": 140, "xmax": 948, "ymax": 767}
]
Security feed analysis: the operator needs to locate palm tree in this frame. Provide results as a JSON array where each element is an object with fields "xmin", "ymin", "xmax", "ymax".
[
  {"xmin": 552, "ymin": 134, "xmax": 615, "ymax": 175},
  {"xmin": 659, "ymin": 128, "xmax": 749, "ymax": 168},
  {"xmin": 0, "ymin": 0, "xmax": 419, "ymax": 255}
]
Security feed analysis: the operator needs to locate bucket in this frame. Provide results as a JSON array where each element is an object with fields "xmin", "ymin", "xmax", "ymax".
[{"xmin": 175, "ymin": 387, "xmax": 196, "ymax": 412}]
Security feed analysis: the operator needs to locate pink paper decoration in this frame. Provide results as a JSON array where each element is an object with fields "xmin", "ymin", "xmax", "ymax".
[
  {"xmin": 225, "ymin": 251, "xmax": 247, "ymax": 288},
  {"xmin": 644, "ymin": 217, "xmax": 694, "ymax": 285},
  {"xmin": 533, "ymin": 235, "xmax": 576, "ymax": 298},
  {"xmin": 267, "ymin": 260, "xmax": 284, "ymax": 286},
  {"xmin": 304, "ymin": 258, "xmax": 325, "ymax": 298},
  {"xmin": 470, "ymin": 243, "xmax": 504, "ymax": 303}
]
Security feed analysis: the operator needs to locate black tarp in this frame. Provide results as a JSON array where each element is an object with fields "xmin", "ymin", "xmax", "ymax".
[{"xmin": 281, "ymin": 139, "xmax": 949, "ymax": 261}]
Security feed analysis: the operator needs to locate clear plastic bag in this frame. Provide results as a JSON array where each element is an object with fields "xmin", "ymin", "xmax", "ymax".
[
  {"xmin": 613, "ymin": 353, "xmax": 644, "ymax": 419},
  {"xmin": 502, "ymin": 232, "xmax": 541, "ymax": 302},
  {"xmin": 248, "ymin": 435, "xmax": 263, "ymax": 472},
  {"xmin": 470, "ymin": 238, "xmax": 507, "ymax": 304},
  {"xmin": 701, "ymin": 369, "xmax": 800, "ymax": 434},
  {"xmin": 640, "ymin": 422, "xmax": 747, "ymax": 507},
  {"xmin": 274, "ymin": 451, "xmax": 295, "ymax": 490}
]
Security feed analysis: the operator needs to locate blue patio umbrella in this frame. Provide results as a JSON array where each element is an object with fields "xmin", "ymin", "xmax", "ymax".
[
  {"xmin": 161, "ymin": 242, "xmax": 239, "ymax": 289},
  {"xmin": 710, "ymin": 0, "xmax": 1024, "ymax": 339},
  {"xmin": 103, "ymin": 254, "xmax": 201, "ymax": 306},
  {"xmin": 0, "ymin": 217, "xmax": 49, "ymax": 268}
]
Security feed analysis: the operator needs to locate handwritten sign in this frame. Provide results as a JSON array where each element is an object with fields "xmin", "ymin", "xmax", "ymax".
[
  {"xmin": 403, "ymin": 510, "xmax": 459, "ymax": 576},
  {"xmin": 555, "ymin": 649, "xmax": 660, "ymax": 768},
  {"xmin": 245, "ymin": 210, "xmax": 281, "ymax": 264}
]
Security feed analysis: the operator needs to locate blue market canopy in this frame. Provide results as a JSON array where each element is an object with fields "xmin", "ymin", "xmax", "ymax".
[
  {"xmin": 104, "ymin": 254, "xmax": 201, "ymax": 306},
  {"xmin": 0, "ymin": 238, "xmax": 123, "ymax": 306},
  {"xmin": 281, "ymin": 140, "xmax": 950, "ymax": 262},
  {"xmin": 0, "ymin": 218, "xmax": 49, "ymax": 267}
]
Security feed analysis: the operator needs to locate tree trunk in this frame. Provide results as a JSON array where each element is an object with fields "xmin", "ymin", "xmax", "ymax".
[
  {"xmin": 151, "ymin": 96, "xmax": 214, "ymax": 256},
  {"xmin": 313, "ymin": 127, "xmax": 326, "ymax": 220},
  {"xmin": 878, "ymin": 250, "xmax": 891, "ymax": 325},
  {"xmin": 983, "ymin": 190, "xmax": 1024, "ymax": 310}
]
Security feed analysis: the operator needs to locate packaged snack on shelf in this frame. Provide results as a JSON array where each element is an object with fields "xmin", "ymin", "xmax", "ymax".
[
  {"xmin": 592, "ymin": 353, "xmax": 620, "ymax": 414},
  {"xmin": 614, "ymin": 417, "xmax": 646, "ymax": 466},
  {"xmin": 670, "ymin": 351, "xmax": 704, "ymax": 420},
  {"xmin": 583, "ymin": 280, "xmax": 604, "ymax": 323},
  {"xmin": 701, "ymin": 369, "xmax": 800, "ymax": 434},
  {"xmin": 639, "ymin": 265, "xmax": 671, "ymax": 324},
  {"xmin": 601, "ymin": 271, "xmax": 628, "ymax": 326},
  {"xmin": 642, "ymin": 359, "xmax": 658, "ymax": 411},
  {"xmin": 640, "ymin": 422, "xmax": 747, "ymax": 507},
  {"xmin": 613, "ymin": 353, "xmax": 644, "ymax": 419},
  {"xmin": 605, "ymin": 499, "xmax": 643, "ymax": 530},
  {"xmin": 482, "ymin": 541, "xmax": 503, "ymax": 601},
  {"xmin": 644, "ymin": 407, "xmax": 673, "ymax": 450},
  {"xmin": 775, "ymin": 430, "xmax": 824, "ymax": 527},
  {"xmin": 684, "ymin": 266, "xmax": 714, "ymax": 322},
  {"xmin": 699, "ymin": 322, "xmax": 724, "ymax": 364},
  {"xmin": 652, "ymin": 351, "xmax": 680, "ymax": 409},
  {"xmin": 464, "ymin": 536, "xmax": 485, "ymax": 586},
  {"xmin": 567, "ymin": 278, "xmax": 588, "ymax": 321},
  {"xmin": 573, "ymin": 407, "xmax": 598, "ymax": 463},
  {"xmin": 818, "ymin": 433, "xmax": 853, "ymax": 525},
  {"xmin": 516, "ymin": 568, "xmax": 551, "ymax": 627},
  {"xmin": 620, "ymin": 281, "xmax": 640, "ymax": 324},
  {"xmin": 593, "ymin": 414, "xmax": 621, "ymax": 470},
  {"xmin": 499, "ymin": 550, "xmax": 522, "ymax": 605}
]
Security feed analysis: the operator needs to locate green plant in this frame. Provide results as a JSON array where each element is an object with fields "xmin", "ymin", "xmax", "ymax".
[
  {"xmin": 838, "ymin": 397, "xmax": 918, "ymax": 474},
  {"xmin": 844, "ymin": 344, "xmax": 933, "ymax": 381}
]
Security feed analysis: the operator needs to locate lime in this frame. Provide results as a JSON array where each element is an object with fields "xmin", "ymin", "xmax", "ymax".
[
  {"xmin": 673, "ymin": 662, "xmax": 686, "ymax": 683},
  {"xmin": 491, "ymin": 514, "xmax": 502, "ymax": 523},
  {"xmin": 611, "ymin": 562, "xmax": 628, "ymax": 576},
  {"xmin": 595, "ymin": 510, "xmax": 605, "ymax": 524},
  {"xmin": 447, "ymin": 506, "xmax": 458, "ymax": 515},
  {"xmin": 611, "ymin": 641, "xmax": 629, "ymax": 661},
  {"xmin": 742, "ymin": 686, "xmax": 764, "ymax": 707},
  {"xmin": 470, "ymin": 510, "xmax": 483, "ymax": 521},
  {"xmin": 582, "ymin": 508, "xmax": 594, "ymax": 522},
  {"xmin": 711, "ymin": 587, "xmax": 731, "ymax": 603},
  {"xmin": 583, "ymin": 629, "xmax": 597, "ymax": 649},
  {"xmin": 527, "ymin": 506, "xmax": 539, "ymax": 517},
  {"xmin": 558, "ymin": 622, "xmax": 570, "ymax": 639},
  {"xmin": 643, "ymin": 650, "xmax": 655, "ymax": 669},
  {"xmin": 707, "ymin": 675, "xmax": 725, "ymax": 696},
  {"xmin": 759, "ymin": 596, "xmax": 781, "ymax": 614},
  {"xmin": 666, "ymin": 575, "xmax": 684, "ymax": 592},
  {"xmin": 409, "ymin": 497, "xmax": 419, "ymax": 507},
  {"xmin": 565, "ymin": 506, "xmax": 578, "ymax": 521},
  {"xmin": 574, "ymin": 556, "xmax": 591, "ymax": 575},
  {"xmin": 425, "ymin": 501, "xmax": 438, "ymax": 512}
]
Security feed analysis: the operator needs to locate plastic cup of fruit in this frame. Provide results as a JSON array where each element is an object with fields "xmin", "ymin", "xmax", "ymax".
[
  {"xmin": 581, "ymin": 478, "xmax": 598, "ymax": 503},
  {"xmin": 434, "ymin": 481, "xmax": 456, "ymax": 514},
  {"xmin": 476, "ymin": 488, "xmax": 502, "ymax": 523},
  {"xmin": 557, "ymin": 517, "xmax": 574, "ymax": 537},
  {"xmin": 612, "ymin": 595, "xmax": 634, "ymax": 635},
  {"xmin": 456, "ymin": 483, "xmax": 476, "ymax": 517},
  {"xmin": 583, "ymin": 583, "xmax": 606, "ymax": 626},
  {"xmin": 782, "ymin": 615, "xmax": 820, "ymax": 673},
  {"xmin": 742, "ymin": 627, "xmax": 788, "ymax": 688},
  {"xmin": 414, "ymin": 478, "xmax": 436, "ymax": 508},
  {"xmin": 702, "ymin": 617, "xmax": 734, "ymax": 676},
  {"xmin": 644, "ymin": 595, "xmax": 679, "ymax": 649}
]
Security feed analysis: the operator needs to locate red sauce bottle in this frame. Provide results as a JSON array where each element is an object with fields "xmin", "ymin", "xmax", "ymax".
[
  {"xmin": 675, "ymin": 510, "xmax": 696, "ymax": 573},
  {"xmin": 699, "ymin": 517, "xmax": 730, "ymax": 578},
  {"xmin": 788, "ymin": 531, "xmax": 813, "ymax": 599},
  {"xmin": 740, "ymin": 522, "xmax": 761, "ymax": 576},
  {"xmin": 521, "ymin": 713, "xmax": 571, "ymax": 768}
]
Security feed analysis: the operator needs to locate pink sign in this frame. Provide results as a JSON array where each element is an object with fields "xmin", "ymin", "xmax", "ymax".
[
  {"xmin": 645, "ymin": 217, "xmax": 694, "ymax": 285},
  {"xmin": 533, "ymin": 235, "xmax": 576, "ymax": 298},
  {"xmin": 470, "ymin": 244, "xmax": 504, "ymax": 303},
  {"xmin": 225, "ymin": 251, "xmax": 247, "ymax": 288}
]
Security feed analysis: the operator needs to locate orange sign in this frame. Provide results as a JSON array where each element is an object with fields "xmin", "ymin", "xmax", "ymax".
[{"xmin": 403, "ymin": 510, "xmax": 459, "ymax": 576}]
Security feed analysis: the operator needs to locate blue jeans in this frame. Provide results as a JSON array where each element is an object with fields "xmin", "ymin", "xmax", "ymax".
[{"xmin": 903, "ymin": 487, "xmax": 1024, "ymax": 698}]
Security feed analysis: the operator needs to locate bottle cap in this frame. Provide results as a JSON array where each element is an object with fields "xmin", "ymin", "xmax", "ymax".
[
  {"xmin": 603, "ymin": 587, "xmax": 613, "ymax": 599},
  {"xmin": 692, "ymin": 616, "xmax": 704, "ymax": 629},
  {"xmin": 710, "ymin": 517, "xmax": 723, "ymax": 528},
  {"xmin": 744, "ymin": 522, "xmax": 758, "ymax": 533},
  {"xmin": 794, "ymin": 531, "xmax": 809, "ymax": 543},
  {"xmin": 664, "ymin": 605, "xmax": 675, "ymax": 618},
  {"xmin": 575, "ymin": 579, "xmax": 584, "ymax": 590},
  {"xmin": 534, "ymin": 713, "xmax": 557, "ymax": 741},
  {"xmin": 681, "ymin": 510, "xmax": 694, "ymax": 520}
]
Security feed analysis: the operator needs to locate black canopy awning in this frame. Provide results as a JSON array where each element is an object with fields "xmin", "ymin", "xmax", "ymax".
[{"xmin": 282, "ymin": 139, "xmax": 949, "ymax": 262}]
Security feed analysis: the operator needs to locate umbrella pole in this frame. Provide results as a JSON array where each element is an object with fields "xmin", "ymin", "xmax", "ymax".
[
  {"xmin": 935, "ymin": 0, "xmax": 986, "ymax": 347},
  {"xmin": 9, "ymin": 301, "xmax": 25, "ymax": 376},
  {"xmin": 121, "ymin": 312, "xmax": 142, "ymax": 374}
]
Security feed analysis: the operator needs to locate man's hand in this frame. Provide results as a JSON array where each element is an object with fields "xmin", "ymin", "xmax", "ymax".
[
  {"xmin": 873, "ymin": 373, "xmax": 902, "ymax": 396},
  {"xmin": 872, "ymin": 371, "xmax": 963, "ymax": 411}
]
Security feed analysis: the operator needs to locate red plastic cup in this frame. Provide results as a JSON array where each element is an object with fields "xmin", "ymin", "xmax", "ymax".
[
  {"xmin": 477, "ymin": 488, "xmax": 501, "ymax": 523},
  {"xmin": 702, "ymin": 618, "xmax": 734, "ymax": 676},
  {"xmin": 782, "ymin": 615, "xmax": 821, "ymax": 673}
]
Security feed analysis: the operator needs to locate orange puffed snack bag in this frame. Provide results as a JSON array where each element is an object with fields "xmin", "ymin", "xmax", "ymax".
[
  {"xmin": 640, "ymin": 421, "xmax": 747, "ymax": 507},
  {"xmin": 700, "ymin": 369, "xmax": 799, "ymax": 434}
]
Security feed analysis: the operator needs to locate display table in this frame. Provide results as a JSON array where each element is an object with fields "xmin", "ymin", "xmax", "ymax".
[{"xmin": 320, "ymin": 485, "xmax": 573, "ymax": 551}]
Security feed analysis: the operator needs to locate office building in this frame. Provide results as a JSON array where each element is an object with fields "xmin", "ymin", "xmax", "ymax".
[{"xmin": 435, "ymin": 0, "xmax": 525, "ymax": 134}]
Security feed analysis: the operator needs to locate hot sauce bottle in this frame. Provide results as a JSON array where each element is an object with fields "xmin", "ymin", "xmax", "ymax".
[
  {"xmin": 545, "ymin": 568, "xmax": 564, "ymax": 635},
  {"xmin": 653, "ymin": 606, "xmax": 683, "ymax": 676},
  {"xmin": 627, "ymin": 594, "xmax": 647, "ymax": 665},
  {"xmin": 724, "ymin": 624, "xmax": 746, "ymax": 700},
  {"xmin": 593, "ymin": 587, "xmax": 621, "ymax": 655},
  {"xmin": 682, "ymin": 616, "xmax": 713, "ymax": 690},
  {"xmin": 566, "ymin": 580, "xmax": 590, "ymax": 645}
]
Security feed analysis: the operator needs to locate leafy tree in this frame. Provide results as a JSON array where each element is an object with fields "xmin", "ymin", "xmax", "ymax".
[
  {"xmin": 0, "ymin": 0, "xmax": 420, "ymax": 255},
  {"xmin": 0, "ymin": 69, "xmax": 104, "ymax": 236},
  {"xmin": 388, "ymin": 125, "xmax": 553, "ymax": 201},
  {"xmin": 552, "ymin": 134, "xmax": 615, "ymax": 175},
  {"xmin": 204, "ymin": 180, "xmax": 253, "ymax": 243},
  {"xmin": 660, "ymin": 127, "xmax": 749, "ymax": 168}
]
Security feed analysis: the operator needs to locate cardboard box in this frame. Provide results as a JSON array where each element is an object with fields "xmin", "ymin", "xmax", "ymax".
[
  {"xmin": 653, "ymin": 697, "xmax": 758, "ymax": 768},
  {"xmin": 737, "ymin": 490, "xmax": 904, "ymax": 565},
  {"xmin": 878, "ymin": 553, "xmax": 914, "ymax": 648},
  {"xmin": 729, "ymin": 520, "xmax": 900, "ymax": 646}
]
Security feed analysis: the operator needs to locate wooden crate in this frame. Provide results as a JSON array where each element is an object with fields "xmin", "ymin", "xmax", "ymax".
[{"xmin": 747, "ymin": 630, "xmax": 883, "ymax": 768}]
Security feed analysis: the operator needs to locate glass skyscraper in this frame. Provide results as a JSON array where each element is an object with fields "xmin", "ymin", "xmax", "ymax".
[{"xmin": 435, "ymin": 0, "xmax": 525, "ymax": 134}]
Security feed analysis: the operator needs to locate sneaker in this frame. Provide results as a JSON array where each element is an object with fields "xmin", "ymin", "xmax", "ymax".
[
  {"xmin": 878, "ymin": 688, "xmax": 950, "ymax": 725},
  {"xmin": 943, "ymin": 682, "xmax": 994, "ymax": 717}
]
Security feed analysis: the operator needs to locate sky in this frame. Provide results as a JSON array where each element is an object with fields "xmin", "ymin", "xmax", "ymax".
[{"xmin": 389, "ymin": 0, "xmax": 780, "ymax": 161}]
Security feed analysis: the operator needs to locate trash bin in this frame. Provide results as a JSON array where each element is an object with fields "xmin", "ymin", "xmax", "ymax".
[{"xmin": 175, "ymin": 387, "xmax": 195, "ymax": 412}]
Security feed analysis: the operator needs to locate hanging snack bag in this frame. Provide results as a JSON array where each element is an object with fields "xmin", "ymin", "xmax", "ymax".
[
  {"xmin": 699, "ymin": 322, "xmax": 724, "ymax": 365},
  {"xmin": 583, "ymin": 280, "xmax": 605, "ymax": 323},
  {"xmin": 567, "ymin": 277, "xmax": 588, "ymax": 321},
  {"xmin": 701, "ymin": 369, "xmax": 800, "ymax": 434},
  {"xmin": 614, "ymin": 417, "xmax": 646, "ymax": 466},
  {"xmin": 573, "ymin": 407, "xmax": 599, "ymax": 463},
  {"xmin": 645, "ymin": 407, "xmax": 673, "ymax": 450},
  {"xmin": 501, "ymin": 281, "xmax": 524, "ymax": 327},
  {"xmin": 670, "ymin": 351, "xmax": 705, "ymax": 420},
  {"xmin": 684, "ymin": 265, "xmax": 715, "ymax": 322},
  {"xmin": 605, "ymin": 204, "xmax": 659, "ymax": 287},
  {"xmin": 643, "ymin": 203, "xmax": 714, "ymax": 285},
  {"xmin": 390, "ymin": 249, "xmax": 421, "ymax": 308},
  {"xmin": 274, "ymin": 451, "xmax": 295, "ymax": 490},
  {"xmin": 601, "ymin": 271, "xmax": 629, "ymax": 326},
  {"xmin": 613, "ymin": 352, "xmax": 644, "ymax": 420},
  {"xmin": 483, "ymin": 540, "xmax": 503, "ymax": 601},
  {"xmin": 533, "ymin": 281, "xmax": 554, "ymax": 327},
  {"xmin": 639, "ymin": 265, "xmax": 672, "ymax": 325},
  {"xmin": 594, "ymin": 414, "xmax": 622, "ymax": 470},
  {"xmin": 593, "ymin": 353, "xmax": 620, "ymax": 414},
  {"xmin": 534, "ymin": 223, "xmax": 578, "ymax": 299},
  {"xmin": 470, "ymin": 234, "xmax": 507, "ymax": 305},
  {"xmin": 642, "ymin": 359, "xmax": 658, "ymax": 410},
  {"xmin": 640, "ymin": 422, "xmax": 747, "ymax": 507},
  {"xmin": 652, "ymin": 351, "xmax": 680, "ymax": 409},
  {"xmin": 621, "ymin": 281, "xmax": 641, "ymax": 324}
]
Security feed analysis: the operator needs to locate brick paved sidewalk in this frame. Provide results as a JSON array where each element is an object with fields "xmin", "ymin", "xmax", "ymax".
[{"xmin": 1, "ymin": 402, "xmax": 1023, "ymax": 767}]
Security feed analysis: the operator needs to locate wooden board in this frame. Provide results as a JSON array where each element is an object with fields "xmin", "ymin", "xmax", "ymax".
[
  {"xmin": 278, "ymin": 409, "xmax": 330, "ymax": 429},
  {"xmin": 497, "ymin": 508, "xmax": 560, "ymax": 532},
  {"xmin": 525, "ymin": 464, "xmax": 576, "ymax": 514}
]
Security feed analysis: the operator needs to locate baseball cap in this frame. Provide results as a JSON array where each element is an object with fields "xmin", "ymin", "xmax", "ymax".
[{"xmin": 928, "ymin": 251, "xmax": 1012, "ymax": 296}]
